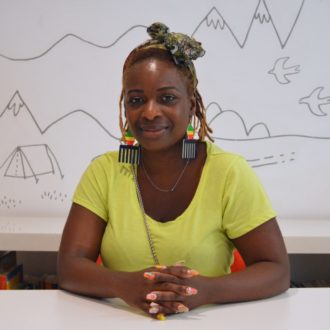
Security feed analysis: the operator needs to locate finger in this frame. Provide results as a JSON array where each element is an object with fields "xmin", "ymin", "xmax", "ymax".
[
  {"xmin": 148, "ymin": 302, "xmax": 189, "ymax": 317},
  {"xmin": 157, "ymin": 282, "xmax": 198, "ymax": 296},
  {"xmin": 165, "ymin": 265, "xmax": 199, "ymax": 278},
  {"xmin": 146, "ymin": 290, "xmax": 181, "ymax": 303},
  {"xmin": 146, "ymin": 287, "xmax": 197, "ymax": 303},
  {"xmin": 147, "ymin": 302, "xmax": 172, "ymax": 318},
  {"xmin": 143, "ymin": 271, "xmax": 182, "ymax": 284}
]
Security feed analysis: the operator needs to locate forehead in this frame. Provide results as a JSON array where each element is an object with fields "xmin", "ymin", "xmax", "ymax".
[{"xmin": 123, "ymin": 58, "xmax": 189, "ymax": 91}]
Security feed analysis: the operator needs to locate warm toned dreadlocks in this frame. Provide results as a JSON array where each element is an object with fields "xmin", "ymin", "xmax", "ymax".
[{"xmin": 119, "ymin": 22, "xmax": 213, "ymax": 142}]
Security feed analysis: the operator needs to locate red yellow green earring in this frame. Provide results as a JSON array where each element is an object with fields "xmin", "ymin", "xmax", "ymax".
[
  {"xmin": 118, "ymin": 130, "xmax": 141, "ymax": 164},
  {"xmin": 182, "ymin": 123, "xmax": 197, "ymax": 160}
]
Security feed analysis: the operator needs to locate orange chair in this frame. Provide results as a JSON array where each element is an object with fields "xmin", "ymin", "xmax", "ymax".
[
  {"xmin": 96, "ymin": 255, "xmax": 102, "ymax": 265},
  {"xmin": 230, "ymin": 249, "xmax": 246, "ymax": 273}
]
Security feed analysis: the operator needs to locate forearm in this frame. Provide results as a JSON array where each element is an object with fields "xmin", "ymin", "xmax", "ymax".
[
  {"xmin": 58, "ymin": 256, "xmax": 128, "ymax": 299},
  {"xmin": 202, "ymin": 261, "xmax": 290, "ymax": 305}
]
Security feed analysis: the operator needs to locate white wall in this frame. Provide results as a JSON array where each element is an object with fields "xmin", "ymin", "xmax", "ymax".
[{"xmin": 0, "ymin": 0, "xmax": 329, "ymax": 220}]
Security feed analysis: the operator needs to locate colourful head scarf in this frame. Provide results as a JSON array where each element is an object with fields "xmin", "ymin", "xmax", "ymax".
[{"xmin": 139, "ymin": 22, "xmax": 205, "ymax": 88}]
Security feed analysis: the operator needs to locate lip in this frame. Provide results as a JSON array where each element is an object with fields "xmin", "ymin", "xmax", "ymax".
[{"xmin": 140, "ymin": 125, "xmax": 168, "ymax": 138}]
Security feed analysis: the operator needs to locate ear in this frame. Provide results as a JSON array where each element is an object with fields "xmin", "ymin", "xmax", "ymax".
[{"xmin": 189, "ymin": 94, "xmax": 196, "ymax": 119}]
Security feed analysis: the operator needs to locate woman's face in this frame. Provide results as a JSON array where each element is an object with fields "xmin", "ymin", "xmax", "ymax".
[{"xmin": 123, "ymin": 58, "xmax": 195, "ymax": 152}]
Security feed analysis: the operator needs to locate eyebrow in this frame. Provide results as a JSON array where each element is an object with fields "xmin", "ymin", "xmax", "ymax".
[
  {"xmin": 126, "ymin": 86, "xmax": 181, "ymax": 94},
  {"xmin": 157, "ymin": 86, "xmax": 180, "ymax": 92},
  {"xmin": 127, "ymin": 89, "xmax": 144, "ymax": 94}
]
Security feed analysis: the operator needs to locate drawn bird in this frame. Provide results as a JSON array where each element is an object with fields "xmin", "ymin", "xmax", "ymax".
[
  {"xmin": 299, "ymin": 86, "xmax": 330, "ymax": 117},
  {"xmin": 268, "ymin": 57, "xmax": 300, "ymax": 84}
]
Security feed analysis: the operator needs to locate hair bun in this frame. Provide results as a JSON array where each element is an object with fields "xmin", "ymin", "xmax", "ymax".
[{"xmin": 147, "ymin": 22, "xmax": 169, "ymax": 41}]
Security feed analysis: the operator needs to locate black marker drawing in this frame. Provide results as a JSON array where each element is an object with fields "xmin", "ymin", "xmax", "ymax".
[
  {"xmin": 0, "ymin": 91, "xmax": 119, "ymax": 140},
  {"xmin": 192, "ymin": 0, "xmax": 305, "ymax": 49},
  {"xmin": 41, "ymin": 190, "xmax": 67, "ymax": 202},
  {"xmin": 0, "ymin": 196, "xmax": 22, "ymax": 209},
  {"xmin": 207, "ymin": 101, "xmax": 330, "ymax": 141},
  {"xmin": 207, "ymin": 102, "xmax": 271, "ymax": 140},
  {"xmin": 247, "ymin": 152, "xmax": 296, "ymax": 168},
  {"xmin": 299, "ymin": 87, "xmax": 330, "ymax": 117},
  {"xmin": 268, "ymin": 57, "xmax": 300, "ymax": 84},
  {"xmin": 0, "ymin": 25, "xmax": 146, "ymax": 61},
  {"xmin": 0, "ymin": 144, "xmax": 64, "ymax": 183}
]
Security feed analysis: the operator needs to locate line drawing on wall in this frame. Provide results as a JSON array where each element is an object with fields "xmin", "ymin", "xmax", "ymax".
[
  {"xmin": 0, "ymin": 1, "xmax": 306, "ymax": 62},
  {"xmin": 206, "ymin": 101, "xmax": 330, "ymax": 141},
  {"xmin": 0, "ymin": 0, "xmax": 329, "ymax": 218},
  {"xmin": 0, "ymin": 144, "xmax": 64, "ymax": 183},
  {"xmin": 0, "ymin": 91, "xmax": 119, "ymax": 140},
  {"xmin": 268, "ymin": 57, "xmax": 301, "ymax": 84},
  {"xmin": 299, "ymin": 87, "xmax": 330, "ymax": 117},
  {"xmin": 0, "ymin": 25, "xmax": 147, "ymax": 62},
  {"xmin": 191, "ymin": 0, "xmax": 305, "ymax": 48}
]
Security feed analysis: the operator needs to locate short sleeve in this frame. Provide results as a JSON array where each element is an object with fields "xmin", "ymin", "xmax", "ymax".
[
  {"xmin": 72, "ymin": 156, "xmax": 109, "ymax": 222},
  {"xmin": 221, "ymin": 156, "xmax": 276, "ymax": 239}
]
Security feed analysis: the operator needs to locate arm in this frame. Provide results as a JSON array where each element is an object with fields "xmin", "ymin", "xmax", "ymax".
[
  {"xmin": 57, "ymin": 203, "xmax": 194, "ymax": 315},
  {"xmin": 57, "ymin": 203, "xmax": 121, "ymax": 298},
  {"xmin": 204, "ymin": 217, "xmax": 290, "ymax": 304}
]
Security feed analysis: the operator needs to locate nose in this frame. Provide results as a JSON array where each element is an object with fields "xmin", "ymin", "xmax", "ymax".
[{"xmin": 142, "ymin": 100, "xmax": 161, "ymax": 120}]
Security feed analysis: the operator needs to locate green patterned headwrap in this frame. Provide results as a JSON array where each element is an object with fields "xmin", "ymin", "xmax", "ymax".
[{"xmin": 142, "ymin": 22, "xmax": 205, "ymax": 88}]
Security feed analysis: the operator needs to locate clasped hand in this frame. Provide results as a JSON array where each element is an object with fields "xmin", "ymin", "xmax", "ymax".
[{"xmin": 117, "ymin": 264, "xmax": 204, "ymax": 318}]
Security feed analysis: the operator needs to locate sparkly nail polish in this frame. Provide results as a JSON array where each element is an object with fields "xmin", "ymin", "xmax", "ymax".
[
  {"xmin": 186, "ymin": 269, "xmax": 199, "ymax": 276},
  {"xmin": 186, "ymin": 287, "xmax": 198, "ymax": 295},
  {"xmin": 177, "ymin": 304, "xmax": 189, "ymax": 313},
  {"xmin": 144, "ymin": 272, "xmax": 155, "ymax": 280},
  {"xmin": 149, "ymin": 306, "xmax": 159, "ymax": 314},
  {"xmin": 146, "ymin": 292, "xmax": 157, "ymax": 300}
]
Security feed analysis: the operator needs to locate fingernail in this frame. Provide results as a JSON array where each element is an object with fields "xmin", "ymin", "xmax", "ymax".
[
  {"xmin": 175, "ymin": 260, "xmax": 185, "ymax": 266},
  {"xmin": 177, "ymin": 304, "xmax": 189, "ymax": 313},
  {"xmin": 149, "ymin": 306, "xmax": 159, "ymax": 314},
  {"xmin": 186, "ymin": 287, "xmax": 198, "ymax": 295},
  {"xmin": 150, "ymin": 302, "xmax": 159, "ymax": 307},
  {"xmin": 155, "ymin": 265, "xmax": 167, "ymax": 269},
  {"xmin": 146, "ymin": 292, "xmax": 157, "ymax": 300},
  {"xmin": 144, "ymin": 272, "xmax": 155, "ymax": 280},
  {"xmin": 186, "ymin": 269, "xmax": 199, "ymax": 276},
  {"xmin": 156, "ymin": 313, "xmax": 166, "ymax": 321}
]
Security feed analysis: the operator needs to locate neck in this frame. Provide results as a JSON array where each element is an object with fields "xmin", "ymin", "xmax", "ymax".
[{"xmin": 140, "ymin": 141, "xmax": 187, "ymax": 173}]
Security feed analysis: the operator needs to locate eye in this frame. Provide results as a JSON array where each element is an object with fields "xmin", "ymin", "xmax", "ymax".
[
  {"xmin": 127, "ymin": 96, "xmax": 144, "ymax": 106},
  {"xmin": 161, "ymin": 94, "xmax": 177, "ymax": 104}
]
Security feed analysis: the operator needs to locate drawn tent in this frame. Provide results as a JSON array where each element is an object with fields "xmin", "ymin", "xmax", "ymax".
[{"xmin": 1, "ymin": 144, "xmax": 64, "ymax": 183}]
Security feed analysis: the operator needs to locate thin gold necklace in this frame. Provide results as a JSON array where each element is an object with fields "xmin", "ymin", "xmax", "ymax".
[{"xmin": 141, "ymin": 160, "xmax": 190, "ymax": 193}]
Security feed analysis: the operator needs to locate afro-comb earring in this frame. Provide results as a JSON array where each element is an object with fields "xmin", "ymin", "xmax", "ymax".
[
  {"xmin": 182, "ymin": 123, "xmax": 197, "ymax": 160},
  {"xmin": 118, "ymin": 130, "xmax": 141, "ymax": 164}
]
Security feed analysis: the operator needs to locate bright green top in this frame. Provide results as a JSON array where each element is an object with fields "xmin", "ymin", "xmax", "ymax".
[{"xmin": 73, "ymin": 142, "xmax": 276, "ymax": 276}]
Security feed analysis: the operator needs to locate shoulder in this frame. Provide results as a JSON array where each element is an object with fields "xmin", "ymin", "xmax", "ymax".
[
  {"xmin": 87, "ymin": 150, "xmax": 120, "ymax": 172},
  {"xmin": 205, "ymin": 141, "xmax": 247, "ymax": 172},
  {"xmin": 78, "ymin": 150, "xmax": 122, "ymax": 185}
]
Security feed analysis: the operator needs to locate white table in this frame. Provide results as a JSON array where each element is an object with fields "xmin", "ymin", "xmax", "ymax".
[
  {"xmin": 0, "ymin": 217, "xmax": 330, "ymax": 253},
  {"xmin": 0, "ymin": 289, "xmax": 329, "ymax": 330}
]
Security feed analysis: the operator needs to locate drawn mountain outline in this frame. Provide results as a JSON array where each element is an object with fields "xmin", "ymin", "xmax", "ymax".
[
  {"xmin": 192, "ymin": 0, "xmax": 305, "ymax": 48},
  {"xmin": 206, "ymin": 102, "xmax": 271, "ymax": 140},
  {"xmin": 0, "ymin": 24, "xmax": 147, "ymax": 61},
  {"xmin": 0, "ymin": 91, "xmax": 119, "ymax": 140}
]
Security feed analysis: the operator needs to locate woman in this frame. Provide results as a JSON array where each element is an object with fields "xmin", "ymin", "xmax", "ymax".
[{"xmin": 58, "ymin": 22, "xmax": 290, "ymax": 319}]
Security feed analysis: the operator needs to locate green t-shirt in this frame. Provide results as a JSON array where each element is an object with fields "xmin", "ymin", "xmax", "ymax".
[{"xmin": 73, "ymin": 141, "xmax": 276, "ymax": 276}]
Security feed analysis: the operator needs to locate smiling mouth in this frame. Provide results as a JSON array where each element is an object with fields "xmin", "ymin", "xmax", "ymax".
[{"xmin": 140, "ymin": 126, "xmax": 168, "ymax": 137}]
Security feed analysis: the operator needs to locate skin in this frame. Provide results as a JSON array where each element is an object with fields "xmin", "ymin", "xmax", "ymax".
[{"xmin": 58, "ymin": 57, "xmax": 290, "ymax": 318}]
